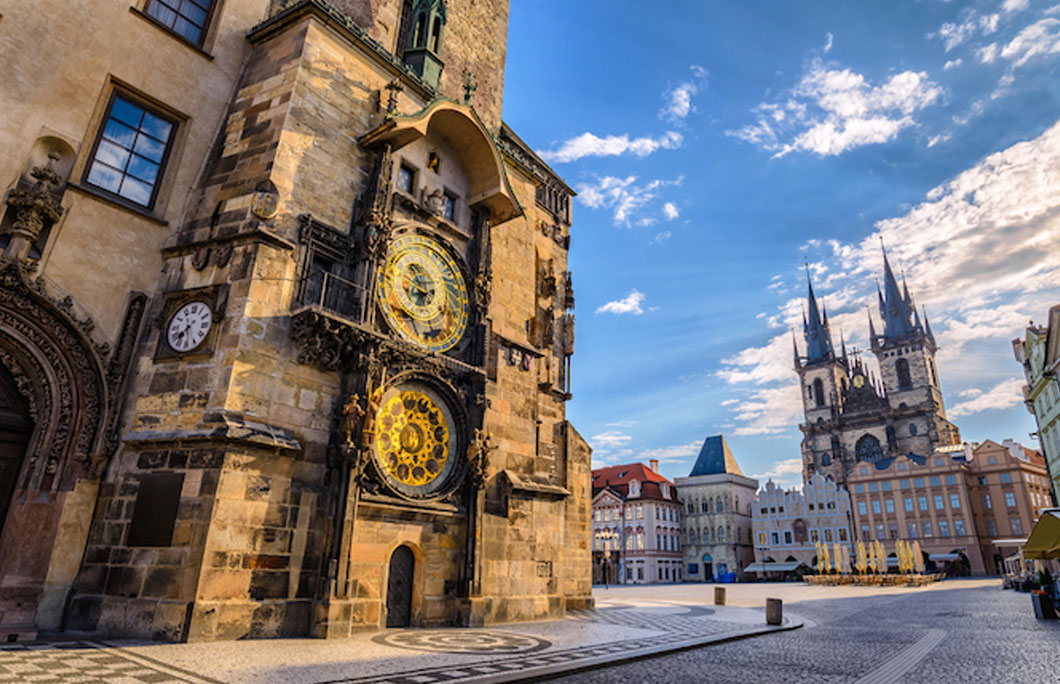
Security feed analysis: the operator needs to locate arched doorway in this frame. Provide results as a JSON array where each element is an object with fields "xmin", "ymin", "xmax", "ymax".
[
  {"xmin": 386, "ymin": 545, "xmax": 415, "ymax": 627},
  {"xmin": 702, "ymin": 553, "xmax": 713, "ymax": 582},
  {"xmin": 0, "ymin": 363, "xmax": 32, "ymax": 535}
]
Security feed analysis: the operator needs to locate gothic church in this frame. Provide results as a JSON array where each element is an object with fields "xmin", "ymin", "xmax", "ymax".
[{"xmin": 795, "ymin": 249, "xmax": 960, "ymax": 485}]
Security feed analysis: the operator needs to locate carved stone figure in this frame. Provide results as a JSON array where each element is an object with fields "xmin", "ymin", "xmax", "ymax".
[
  {"xmin": 342, "ymin": 394, "xmax": 365, "ymax": 448},
  {"xmin": 5, "ymin": 152, "xmax": 64, "ymax": 246},
  {"xmin": 424, "ymin": 188, "xmax": 445, "ymax": 217},
  {"xmin": 361, "ymin": 385, "xmax": 384, "ymax": 446},
  {"xmin": 466, "ymin": 428, "xmax": 495, "ymax": 489}
]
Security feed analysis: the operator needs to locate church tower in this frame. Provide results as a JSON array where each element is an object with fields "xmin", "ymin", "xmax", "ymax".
[
  {"xmin": 867, "ymin": 246, "xmax": 960, "ymax": 462},
  {"xmin": 795, "ymin": 271, "xmax": 849, "ymax": 482}
]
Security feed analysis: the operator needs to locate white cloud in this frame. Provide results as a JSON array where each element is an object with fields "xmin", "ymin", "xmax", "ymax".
[
  {"xmin": 576, "ymin": 175, "xmax": 683, "ymax": 226},
  {"xmin": 636, "ymin": 441, "xmax": 701, "ymax": 464},
  {"xmin": 662, "ymin": 202, "xmax": 680, "ymax": 220},
  {"xmin": 944, "ymin": 58, "xmax": 963, "ymax": 70},
  {"xmin": 721, "ymin": 399, "xmax": 740, "ymax": 406},
  {"xmin": 660, "ymin": 65, "xmax": 708, "ymax": 123},
  {"xmin": 751, "ymin": 457, "xmax": 804, "ymax": 488},
  {"xmin": 591, "ymin": 431, "xmax": 633, "ymax": 449},
  {"xmin": 653, "ymin": 231, "xmax": 672, "ymax": 244},
  {"xmin": 728, "ymin": 59, "xmax": 941, "ymax": 157},
  {"xmin": 948, "ymin": 378, "xmax": 1026, "ymax": 417},
  {"xmin": 999, "ymin": 18, "xmax": 1060, "ymax": 68},
  {"xmin": 596, "ymin": 290, "xmax": 646, "ymax": 315},
  {"xmin": 538, "ymin": 131, "xmax": 682, "ymax": 164},
  {"xmin": 824, "ymin": 32, "xmax": 834, "ymax": 53},
  {"xmin": 1004, "ymin": 0, "xmax": 1030, "ymax": 12},
  {"xmin": 927, "ymin": 133, "xmax": 951, "ymax": 147},
  {"xmin": 720, "ymin": 117, "xmax": 1060, "ymax": 438}
]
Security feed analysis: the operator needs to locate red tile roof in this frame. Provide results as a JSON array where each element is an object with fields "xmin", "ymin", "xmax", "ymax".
[{"xmin": 592, "ymin": 462, "xmax": 668, "ymax": 487}]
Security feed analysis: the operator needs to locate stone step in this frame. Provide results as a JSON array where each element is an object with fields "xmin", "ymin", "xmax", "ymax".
[{"xmin": 0, "ymin": 624, "xmax": 38, "ymax": 643}]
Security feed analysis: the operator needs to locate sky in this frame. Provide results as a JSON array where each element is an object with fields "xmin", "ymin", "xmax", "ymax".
[{"xmin": 501, "ymin": 0, "xmax": 1060, "ymax": 490}]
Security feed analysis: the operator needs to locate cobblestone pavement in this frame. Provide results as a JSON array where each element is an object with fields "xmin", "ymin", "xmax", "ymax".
[
  {"xmin": 550, "ymin": 580, "xmax": 1060, "ymax": 684},
  {"xmin": 0, "ymin": 596, "xmax": 791, "ymax": 683}
]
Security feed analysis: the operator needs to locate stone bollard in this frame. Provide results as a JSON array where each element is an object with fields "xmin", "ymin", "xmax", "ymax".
[
  {"xmin": 766, "ymin": 598, "xmax": 782, "ymax": 625},
  {"xmin": 714, "ymin": 586, "xmax": 726, "ymax": 606}
]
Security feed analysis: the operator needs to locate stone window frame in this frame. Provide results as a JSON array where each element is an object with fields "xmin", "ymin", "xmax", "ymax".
[
  {"xmin": 82, "ymin": 90, "xmax": 178, "ymax": 211},
  {"xmin": 133, "ymin": 0, "xmax": 224, "ymax": 52}
]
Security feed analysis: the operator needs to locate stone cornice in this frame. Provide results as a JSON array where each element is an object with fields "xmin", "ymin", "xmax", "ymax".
[{"xmin": 247, "ymin": 0, "xmax": 436, "ymax": 102}]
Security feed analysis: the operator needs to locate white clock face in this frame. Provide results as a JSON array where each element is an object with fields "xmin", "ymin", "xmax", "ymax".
[{"xmin": 167, "ymin": 301, "xmax": 213, "ymax": 353}]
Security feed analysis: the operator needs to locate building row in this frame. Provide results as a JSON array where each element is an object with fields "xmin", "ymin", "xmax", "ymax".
[{"xmin": 592, "ymin": 434, "xmax": 1049, "ymax": 582}]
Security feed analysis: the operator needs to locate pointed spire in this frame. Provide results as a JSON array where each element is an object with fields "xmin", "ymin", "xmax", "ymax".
[
  {"xmin": 879, "ymin": 241, "xmax": 916, "ymax": 339},
  {"xmin": 804, "ymin": 265, "xmax": 835, "ymax": 364},
  {"xmin": 923, "ymin": 307, "xmax": 935, "ymax": 343},
  {"xmin": 792, "ymin": 328, "xmax": 801, "ymax": 368},
  {"xmin": 839, "ymin": 327, "xmax": 847, "ymax": 361},
  {"xmin": 867, "ymin": 305, "xmax": 877, "ymax": 340}
]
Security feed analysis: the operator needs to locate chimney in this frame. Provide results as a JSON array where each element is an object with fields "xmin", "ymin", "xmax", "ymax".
[{"xmin": 649, "ymin": 459, "xmax": 659, "ymax": 473}]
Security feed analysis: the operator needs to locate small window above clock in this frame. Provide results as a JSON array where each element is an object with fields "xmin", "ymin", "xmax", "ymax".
[
  {"xmin": 397, "ymin": 163, "xmax": 415, "ymax": 194},
  {"xmin": 443, "ymin": 191, "xmax": 457, "ymax": 222}
]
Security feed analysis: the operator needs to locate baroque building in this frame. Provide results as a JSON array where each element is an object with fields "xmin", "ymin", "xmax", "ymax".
[
  {"xmin": 590, "ymin": 461, "xmax": 683, "ymax": 585},
  {"xmin": 0, "ymin": 0, "xmax": 591, "ymax": 642},
  {"xmin": 846, "ymin": 439, "xmax": 1051, "ymax": 576},
  {"xmin": 795, "ymin": 250, "xmax": 960, "ymax": 486},
  {"xmin": 675, "ymin": 435, "xmax": 757, "ymax": 581},
  {"xmin": 1013, "ymin": 309, "xmax": 1060, "ymax": 504}
]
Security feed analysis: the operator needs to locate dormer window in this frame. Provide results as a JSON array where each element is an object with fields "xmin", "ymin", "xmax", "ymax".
[{"xmin": 402, "ymin": 0, "xmax": 447, "ymax": 88}]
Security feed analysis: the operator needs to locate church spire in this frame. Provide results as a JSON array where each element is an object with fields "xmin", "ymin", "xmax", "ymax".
[
  {"xmin": 804, "ymin": 266, "xmax": 835, "ymax": 364},
  {"xmin": 867, "ymin": 305, "xmax": 877, "ymax": 340},
  {"xmin": 923, "ymin": 306, "xmax": 935, "ymax": 344},
  {"xmin": 792, "ymin": 328, "xmax": 801, "ymax": 368},
  {"xmin": 879, "ymin": 241, "xmax": 916, "ymax": 339}
]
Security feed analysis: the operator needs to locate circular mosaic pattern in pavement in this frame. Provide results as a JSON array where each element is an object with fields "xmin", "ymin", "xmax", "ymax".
[{"xmin": 372, "ymin": 630, "xmax": 552, "ymax": 654}]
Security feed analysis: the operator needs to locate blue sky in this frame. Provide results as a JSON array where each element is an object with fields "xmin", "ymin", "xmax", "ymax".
[{"xmin": 501, "ymin": 0, "xmax": 1060, "ymax": 489}]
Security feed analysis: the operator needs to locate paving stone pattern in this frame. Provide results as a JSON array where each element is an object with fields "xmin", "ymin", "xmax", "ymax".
[
  {"xmin": 0, "ymin": 641, "xmax": 221, "ymax": 684},
  {"xmin": 551, "ymin": 583, "xmax": 1060, "ymax": 684}
]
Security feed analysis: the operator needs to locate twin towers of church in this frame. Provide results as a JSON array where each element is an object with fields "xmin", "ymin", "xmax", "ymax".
[{"xmin": 794, "ymin": 248, "xmax": 961, "ymax": 485}]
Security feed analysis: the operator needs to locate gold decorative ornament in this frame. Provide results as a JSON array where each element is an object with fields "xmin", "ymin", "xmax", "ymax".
[
  {"xmin": 375, "ymin": 388, "xmax": 451, "ymax": 488},
  {"xmin": 378, "ymin": 234, "xmax": 469, "ymax": 352}
]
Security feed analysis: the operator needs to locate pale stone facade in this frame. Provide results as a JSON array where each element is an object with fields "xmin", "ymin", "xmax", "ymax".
[
  {"xmin": 590, "ymin": 462, "xmax": 683, "ymax": 585},
  {"xmin": 1013, "ymin": 312, "xmax": 1060, "ymax": 505},
  {"xmin": 676, "ymin": 436, "xmax": 757, "ymax": 581},
  {"xmin": 0, "ymin": 0, "xmax": 590, "ymax": 642},
  {"xmin": 750, "ymin": 474, "xmax": 853, "ymax": 576}
]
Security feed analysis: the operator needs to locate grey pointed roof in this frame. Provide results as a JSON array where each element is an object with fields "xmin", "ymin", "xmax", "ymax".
[{"xmin": 688, "ymin": 435, "xmax": 744, "ymax": 477}]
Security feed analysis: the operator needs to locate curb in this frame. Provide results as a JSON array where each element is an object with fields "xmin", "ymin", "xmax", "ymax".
[{"xmin": 462, "ymin": 617, "xmax": 804, "ymax": 683}]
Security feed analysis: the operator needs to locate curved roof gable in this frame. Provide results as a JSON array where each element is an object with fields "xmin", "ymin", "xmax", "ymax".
[{"xmin": 360, "ymin": 100, "xmax": 522, "ymax": 223}]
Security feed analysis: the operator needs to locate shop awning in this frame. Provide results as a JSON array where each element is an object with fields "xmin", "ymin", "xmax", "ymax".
[
  {"xmin": 991, "ymin": 538, "xmax": 1029, "ymax": 548},
  {"xmin": 928, "ymin": 553, "xmax": 960, "ymax": 561},
  {"xmin": 1023, "ymin": 509, "xmax": 1060, "ymax": 560},
  {"xmin": 744, "ymin": 562, "xmax": 799, "ymax": 573}
]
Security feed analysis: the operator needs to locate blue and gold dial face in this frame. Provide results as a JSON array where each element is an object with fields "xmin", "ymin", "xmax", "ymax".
[
  {"xmin": 372, "ymin": 381, "xmax": 459, "ymax": 497},
  {"xmin": 378, "ymin": 234, "xmax": 468, "ymax": 353}
]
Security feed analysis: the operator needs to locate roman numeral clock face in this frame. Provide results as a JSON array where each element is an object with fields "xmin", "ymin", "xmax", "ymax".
[
  {"xmin": 378, "ymin": 234, "xmax": 469, "ymax": 352},
  {"xmin": 166, "ymin": 301, "xmax": 213, "ymax": 353}
]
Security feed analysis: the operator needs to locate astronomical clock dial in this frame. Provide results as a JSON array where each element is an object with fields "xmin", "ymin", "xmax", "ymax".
[
  {"xmin": 852, "ymin": 374, "xmax": 865, "ymax": 389},
  {"xmin": 166, "ymin": 301, "xmax": 213, "ymax": 353},
  {"xmin": 372, "ymin": 381, "xmax": 459, "ymax": 497},
  {"xmin": 378, "ymin": 234, "xmax": 469, "ymax": 353}
]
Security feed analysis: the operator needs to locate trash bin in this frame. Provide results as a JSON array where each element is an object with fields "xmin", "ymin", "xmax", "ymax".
[{"xmin": 1031, "ymin": 591, "xmax": 1056, "ymax": 620}]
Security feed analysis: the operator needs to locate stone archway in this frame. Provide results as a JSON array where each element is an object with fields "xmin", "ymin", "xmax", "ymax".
[
  {"xmin": 0, "ymin": 363, "xmax": 32, "ymax": 535},
  {"xmin": 386, "ymin": 545, "xmax": 415, "ymax": 627},
  {"xmin": 0, "ymin": 261, "xmax": 143, "ymax": 634}
]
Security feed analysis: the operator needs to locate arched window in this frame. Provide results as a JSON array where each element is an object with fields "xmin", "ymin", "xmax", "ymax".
[
  {"xmin": 430, "ymin": 16, "xmax": 442, "ymax": 52},
  {"xmin": 929, "ymin": 358, "xmax": 938, "ymax": 386},
  {"xmin": 396, "ymin": 0, "xmax": 414, "ymax": 55},
  {"xmin": 413, "ymin": 12, "xmax": 427, "ymax": 46},
  {"xmin": 896, "ymin": 358, "xmax": 911, "ymax": 390},
  {"xmin": 717, "ymin": 526, "xmax": 725, "ymax": 543},
  {"xmin": 909, "ymin": 423, "xmax": 918, "ymax": 436},
  {"xmin": 716, "ymin": 498, "xmax": 724, "ymax": 512},
  {"xmin": 822, "ymin": 452, "xmax": 831, "ymax": 466},
  {"xmin": 701, "ymin": 499, "xmax": 708, "ymax": 513},
  {"xmin": 856, "ymin": 434, "xmax": 884, "ymax": 463},
  {"xmin": 813, "ymin": 378, "xmax": 825, "ymax": 407}
]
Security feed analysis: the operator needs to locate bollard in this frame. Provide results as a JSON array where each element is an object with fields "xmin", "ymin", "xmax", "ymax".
[
  {"xmin": 714, "ymin": 586, "xmax": 726, "ymax": 606},
  {"xmin": 766, "ymin": 598, "xmax": 782, "ymax": 625}
]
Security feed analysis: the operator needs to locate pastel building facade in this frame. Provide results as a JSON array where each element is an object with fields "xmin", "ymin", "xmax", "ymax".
[
  {"xmin": 591, "ymin": 461, "xmax": 683, "ymax": 584},
  {"xmin": 1013, "ymin": 312, "xmax": 1060, "ymax": 504}
]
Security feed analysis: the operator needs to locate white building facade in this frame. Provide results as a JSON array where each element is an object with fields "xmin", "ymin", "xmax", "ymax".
[{"xmin": 750, "ymin": 473, "xmax": 854, "ymax": 576}]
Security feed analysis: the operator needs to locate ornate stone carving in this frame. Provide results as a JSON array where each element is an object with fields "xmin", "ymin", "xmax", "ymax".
[
  {"xmin": 4, "ymin": 153, "xmax": 64, "ymax": 245},
  {"xmin": 0, "ymin": 260, "xmax": 108, "ymax": 489},
  {"xmin": 98, "ymin": 293, "xmax": 147, "ymax": 464},
  {"xmin": 466, "ymin": 428, "xmax": 495, "ymax": 490}
]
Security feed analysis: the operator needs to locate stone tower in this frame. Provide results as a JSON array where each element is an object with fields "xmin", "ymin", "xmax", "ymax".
[
  {"xmin": 0, "ymin": 0, "xmax": 591, "ymax": 641},
  {"xmin": 797, "ymin": 248, "xmax": 960, "ymax": 485}
]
